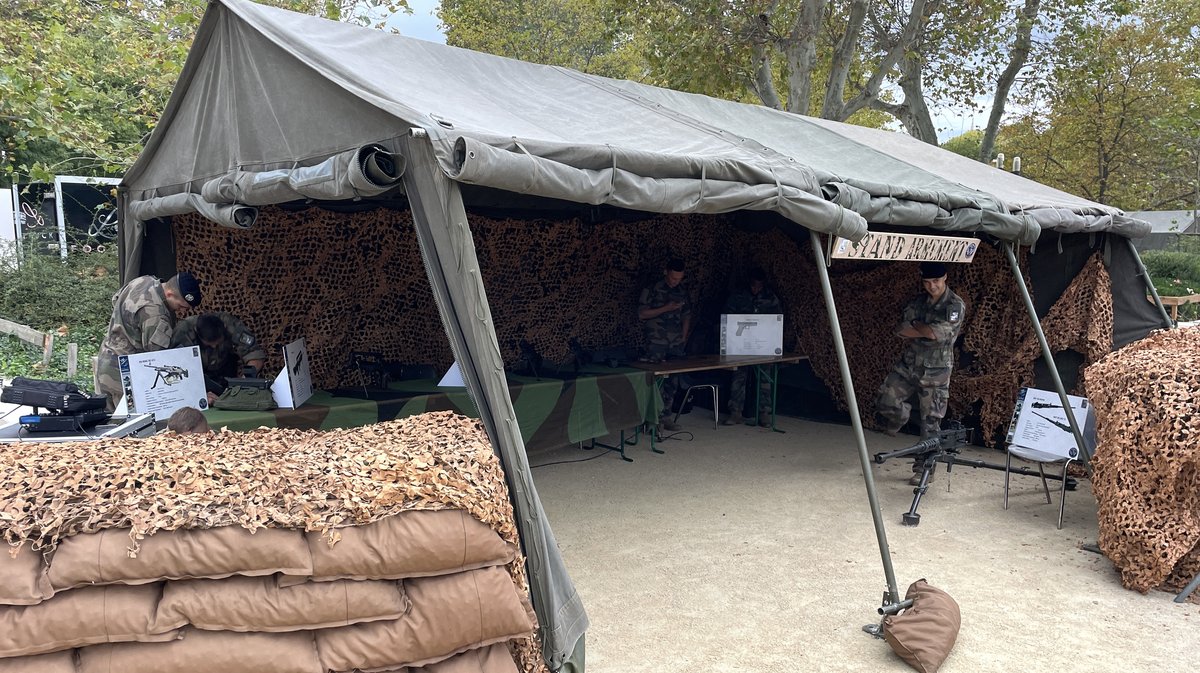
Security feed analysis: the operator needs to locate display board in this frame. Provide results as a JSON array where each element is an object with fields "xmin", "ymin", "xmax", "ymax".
[
  {"xmin": 119, "ymin": 346, "xmax": 208, "ymax": 421},
  {"xmin": 1004, "ymin": 387, "xmax": 1096, "ymax": 458},
  {"xmin": 719, "ymin": 313, "xmax": 783, "ymax": 356},
  {"xmin": 271, "ymin": 337, "xmax": 314, "ymax": 409}
]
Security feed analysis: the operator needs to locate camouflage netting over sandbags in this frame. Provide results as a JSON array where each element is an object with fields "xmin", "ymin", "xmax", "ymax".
[
  {"xmin": 173, "ymin": 206, "xmax": 1113, "ymax": 443},
  {"xmin": 0, "ymin": 412, "xmax": 545, "ymax": 672},
  {"xmin": 1085, "ymin": 328, "xmax": 1200, "ymax": 600}
]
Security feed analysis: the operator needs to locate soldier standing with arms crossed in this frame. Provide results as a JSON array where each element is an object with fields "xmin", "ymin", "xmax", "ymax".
[{"xmin": 875, "ymin": 261, "xmax": 966, "ymax": 485}]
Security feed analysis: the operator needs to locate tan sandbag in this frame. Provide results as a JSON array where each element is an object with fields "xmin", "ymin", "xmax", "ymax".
[
  {"xmin": 0, "ymin": 583, "xmax": 176, "ymax": 657},
  {"xmin": 316, "ymin": 567, "xmax": 535, "ymax": 672},
  {"xmin": 47, "ymin": 527, "xmax": 311, "ymax": 591},
  {"xmin": 0, "ymin": 546, "xmax": 47, "ymax": 606},
  {"xmin": 0, "ymin": 650, "xmax": 76, "ymax": 673},
  {"xmin": 151, "ymin": 576, "xmax": 409, "ymax": 633},
  {"xmin": 883, "ymin": 579, "xmax": 961, "ymax": 673},
  {"xmin": 297, "ymin": 510, "xmax": 514, "ymax": 584},
  {"xmin": 379, "ymin": 643, "xmax": 521, "ymax": 673},
  {"xmin": 77, "ymin": 629, "xmax": 322, "ymax": 673}
]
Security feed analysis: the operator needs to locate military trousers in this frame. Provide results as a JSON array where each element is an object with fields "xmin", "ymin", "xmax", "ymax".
[
  {"xmin": 728, "ymin": 366, "xmax": 771, "ymax": 416},
  {"xmin": 95, "ymin": 349, "xmax": 124, "ymax": 413},
  {"xmin": 875, "ymin": 362, "xmax": 952, "ymax": 439}
]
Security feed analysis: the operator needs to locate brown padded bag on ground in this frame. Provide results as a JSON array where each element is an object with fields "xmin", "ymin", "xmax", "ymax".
[
  {"xmin": 0, "ymin": 546, "xmax": 46, "ymax": 606},
  {"xmin": 76, "ymin": 629, "xmax": 323, "ymax": 673},
  {"xmin": 291, "ymin": 510, "xmax": 514, "ymax": 585},
  {"xmin": 0, "ymin": 650, "xmax": 76, "ymax": 673},
  {"xmin": 152, "ymin": 576, "xmax": 409, "ymax": 633},
  {"xmin": 883, "ymin": 579, "xmax": 962, "ymax": 673},
  {"xmin": 0, "ymin": 583, "xmax": 177, "ymax": 657},
  {"xmin": 380, "ymin": 643, "xmax": 520, "ymax": 673},
  {"xmin": 47, "ymin": 527, "xmax": 312, "ymax": 591},
  {"xmin": 316, "ymin": 567, "xmax": 535, "ymax": 672}
]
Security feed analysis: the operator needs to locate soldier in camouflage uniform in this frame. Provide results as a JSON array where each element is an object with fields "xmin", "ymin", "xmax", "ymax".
[
  {"xmin": 723, "ymin": 268, "xmax": 783, "ymax": 426},
  {"xmin": 96, "ymin": 272, "xmax": 203, "ymax": 411},
  {"xmin": 171, "ymin": 312, "xmax": 267, "ymax": 404},
  {"xmin": 875, "ymin": 261, "xmax": 966, "ymax": 484},
  {"xmin": 638, "ymin": 258, "xmax": 691, "ymax": 431}
]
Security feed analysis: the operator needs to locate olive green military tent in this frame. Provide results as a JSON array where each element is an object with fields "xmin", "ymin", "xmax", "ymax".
[{"xmin": 118, "ymin": 1, "xmax": 1163, "ymax": 669}]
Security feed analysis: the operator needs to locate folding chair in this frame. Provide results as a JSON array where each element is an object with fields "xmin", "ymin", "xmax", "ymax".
[
  {"xmin": 674, "ymin": 384, "xmax": 719, "ymax": 430},
  {"xmin": 1003, "ymin": 444, "xmax": 1078, "ymax": 529}
]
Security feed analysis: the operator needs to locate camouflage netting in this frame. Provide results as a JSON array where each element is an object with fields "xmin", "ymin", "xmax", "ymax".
[
  {"xmin": 173, "ymin": 206, "xmax": 1115, "ymax": 444},
  {"xmin": 0, "ymin": 411, "xmax": 547, "ymax": 672},
  {"xmin": 1085, "ymin": 328, "xmax": 1200, "ymax": 602}
]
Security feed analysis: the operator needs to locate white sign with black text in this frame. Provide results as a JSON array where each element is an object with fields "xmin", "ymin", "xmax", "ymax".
[
  {"xmin": 832, "ymin": 232, "xmax": 980, "ymax": 263},
  {"xmin": 1005, "ymin": 387, "xmax": 1096, "ymax": 459},
  {"xmin": 720, "ymin": 313, "xmax": 784, "ymax": 356},
  {"xmin": 119, "ymin": 346, "xmax": 208, "ymax": 421},
  {"xmin": 271, "ymin": 337, "xmax": 313, "ymax": 409}
]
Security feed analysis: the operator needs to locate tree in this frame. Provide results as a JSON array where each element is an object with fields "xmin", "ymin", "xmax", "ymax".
[
  {"xmin": 0, "ymin": 0, "xmax": 405, "ymax": 186},
  {"xmin": 1000, "ymin": 0, "xmax": 1200, "ymax": 209}
]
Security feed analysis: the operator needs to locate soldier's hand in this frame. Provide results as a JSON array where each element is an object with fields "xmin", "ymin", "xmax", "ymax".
[{"xmin": 666, "ymin": 301, "xmax": 685, "ymax": 311}]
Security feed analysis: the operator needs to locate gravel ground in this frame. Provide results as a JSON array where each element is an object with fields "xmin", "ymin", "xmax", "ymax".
[{"xmin": 532, "ymin": 414, "xmax": 1197, "ymax": 673}]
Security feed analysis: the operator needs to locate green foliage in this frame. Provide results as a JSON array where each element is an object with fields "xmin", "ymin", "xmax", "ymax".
[
  {"xmin": 1141, "ymin": 250, "xmax": 1200, "ymax": 296},
  {"xmin": 0, "ymin": 238, "xmax": 119, "ymax": 389},
  {"xmin": 0, "ymin": 0, "xmax": 406, "ymax": 186},
  {"xmin": 941, "ymin": 130, "xmax": 985, "ymax": 159}
]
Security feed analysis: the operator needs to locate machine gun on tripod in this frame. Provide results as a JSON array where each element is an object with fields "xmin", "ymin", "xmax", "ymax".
[
  {"xmin": 873, "ymin": 420, "xmax": 1078, "ymax": 526},
  {"xmin": 145, "ymin": 364, "xmax": 188, "ymax": 389}
]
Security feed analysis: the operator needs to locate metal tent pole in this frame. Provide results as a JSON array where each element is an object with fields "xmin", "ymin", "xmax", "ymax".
[
  {"xmin": 808, "ymin": 231, "xmax": 902, "ymax": 609},
  {"xmin": 1002, "ymin": 242, "xmax": 1091, "ymax": 465},
  {"xmin": 1126, "ymin": 236, "xmax": 1174, "ymax": 329}
]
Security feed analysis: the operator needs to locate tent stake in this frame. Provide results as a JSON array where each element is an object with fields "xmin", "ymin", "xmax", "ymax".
[
  {"xmin": 808, "ymin": 231, "xmax": 902, "ymax": 609},
  {"xmin": 1125, "ymin": 236, "xmax": 1174, "ymax": 329},
  {"xmin": 1002, "ymin": 242, "xmax": 1091, "ymax": 467}
]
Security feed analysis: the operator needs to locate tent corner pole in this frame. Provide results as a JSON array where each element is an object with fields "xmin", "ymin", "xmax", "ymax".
[
  {"xmin": 807, "ymin": 230, "xmax": 901, "ymax": 608},
  {"xmin": 1002, "ymin": 242, "xmax": 1092, "ymax": 467},
  {"xmin": 1125, "ymin": 236, "xmax": 1174, "ymax": 329}
]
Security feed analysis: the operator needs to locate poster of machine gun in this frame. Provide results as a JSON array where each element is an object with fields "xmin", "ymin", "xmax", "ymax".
[
  {"xmin": 1005, "ymin": 387, "xmax": 1097, "ymax": 458},
  {"xmin": 719, "ymin": 313, "xmax": 784, "ymax": 356},
  {"xmin": 271, "ymin": 337, "xmax": 313, "ymax": 409},
  {"xmin": 119, "ymin": 346, "xmax": 207, "ymax": 421}
]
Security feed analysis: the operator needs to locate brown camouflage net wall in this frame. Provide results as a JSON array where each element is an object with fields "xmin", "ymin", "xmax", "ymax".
[
  {"xmin": 174, "ymin": 206, "xmax": 1114, "ymax": 442},
  {"xmin": 1085, "ymin": 328, "xmax": 1200, "ymax": 601}
]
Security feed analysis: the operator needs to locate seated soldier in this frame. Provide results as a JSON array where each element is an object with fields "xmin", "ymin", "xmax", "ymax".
[{"xmin": 171, "ymin": 312, "xmax": 267, "ymax": 404}]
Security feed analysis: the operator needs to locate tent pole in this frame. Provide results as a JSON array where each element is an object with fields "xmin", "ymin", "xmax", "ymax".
[
  {"xmin": 1125, "ymin": 236, "xmax": 1174, "ymax": 329},
  {"xmin": 808, "ymin": 231, "xmax": 901, "ymax": 606},
  {"xmin": 1002, "ymin": 242, "xmax": 1091, "ymax": 465}
]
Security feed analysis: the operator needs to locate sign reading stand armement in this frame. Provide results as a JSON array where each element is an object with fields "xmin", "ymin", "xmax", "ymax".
[{"xmin": 833, "ymin": 232, "xmax": 980, "ymax": 263}]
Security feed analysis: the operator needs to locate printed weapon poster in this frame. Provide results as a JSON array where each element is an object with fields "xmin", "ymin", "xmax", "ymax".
[
  {"xmin": 1004, "ymin": 387, "xmax": 1096, "ymax": 458},
  {"xmin": 719, "ymin": 314, "xmax": 784, "ymax": 356},
  {"xmin": 271, "ymin": 337, "xmax": 313, "ymax": 409},
  {"xmin": 119, "ymin": 346, "xmax": 207, "ymax": 421}
]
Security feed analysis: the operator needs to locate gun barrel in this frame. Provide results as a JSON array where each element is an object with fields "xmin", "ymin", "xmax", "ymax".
[{"xmin": 873, "ymin": 436, "xmax": 942, "ymax": 463}]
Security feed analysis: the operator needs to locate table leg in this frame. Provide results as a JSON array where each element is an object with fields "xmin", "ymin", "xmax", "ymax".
[
  {"xmin": 753, "ymin": 364, "xmax": 785, "ymax": 433},
  {"xmin": 651, "ymin": 375, "xmax": 665, "ymax": 454},
  {"xmin": 588, "ymin": 427, "xmax": 636, "ymax": 462}
]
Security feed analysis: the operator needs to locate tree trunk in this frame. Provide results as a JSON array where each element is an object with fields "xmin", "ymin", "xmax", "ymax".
[
  {"xmin": 978, "ymin": 0, "xmax": 1042, "ymax": 162},
  {"xmin": 822, "ymin": 0, "xmax": 872, "ymax": 120},
  {"xmin": 749, "ymin": 4, "xmax": 783, "ymax": 109},
  {"xmin": 839, "ymin": 0, "xmax": 931, "ymax": 120},
  {"xmin": 782, "ymin": 0, "xmax": 827, "ymax": 115},
  {"xmin": 869, "ymin": 57, "xmax": 938, "ymax": 144}
]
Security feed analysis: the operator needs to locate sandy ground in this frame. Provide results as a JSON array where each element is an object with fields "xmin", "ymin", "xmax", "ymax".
[{"xmin": 531, "ymin": 414, "xmax": 1198, "ymax": 672}]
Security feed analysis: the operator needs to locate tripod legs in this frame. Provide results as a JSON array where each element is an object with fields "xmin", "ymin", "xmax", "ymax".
[{"xmin": 902, "ymin": 457, "xmax": 938, "ymax": 526}]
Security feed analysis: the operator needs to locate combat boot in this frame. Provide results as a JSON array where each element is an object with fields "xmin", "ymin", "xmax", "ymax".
[
  {"xmin": 659, "ymin": 418, "xmax": 682, "ymax": 432},
  {"xmin": 722, "ymin": 410, "xmax": 744, "ymax": 426}
]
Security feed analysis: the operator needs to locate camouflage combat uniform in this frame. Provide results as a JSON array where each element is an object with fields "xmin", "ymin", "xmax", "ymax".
[
  {"xmin": 875, "ymin": 288, "xmax": 966, "ymax": 439},
  {"xmin": 724, "ymin": 286, "xmax": 783, "ymax": 419},
  {"xmin": 96, "ymin": 276, "xmax": 178, "ymax": 411},
  {"xmin": 171, "ymin": 312, "xmax": 267, "ymax": 389},
  {"xmin": 639, "ymin": 279, "xmax": 692, "ymax": 419}
]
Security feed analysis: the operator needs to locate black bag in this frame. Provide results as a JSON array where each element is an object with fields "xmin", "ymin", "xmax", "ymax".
[{"xmin": 1, "ymin": 376, "xmax": 107, "ymax": 412}]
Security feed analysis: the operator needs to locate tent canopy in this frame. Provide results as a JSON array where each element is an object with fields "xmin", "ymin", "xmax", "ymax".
[{"xmin": 122, "ymin": 0, "xmax": 1148, "ymax": 263}]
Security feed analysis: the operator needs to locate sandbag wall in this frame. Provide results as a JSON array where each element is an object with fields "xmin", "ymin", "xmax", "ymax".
[
  {"xmin": 1085, "ymin": 328, "xmax": 1200, "ymax": 601},
  {"xmin": 173, "ymin": 206, "xmax": 1114, "ymax": 442},
  {"xmin": 0, "ymin": 412, "xmax": 546, "ymax": 672}
]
